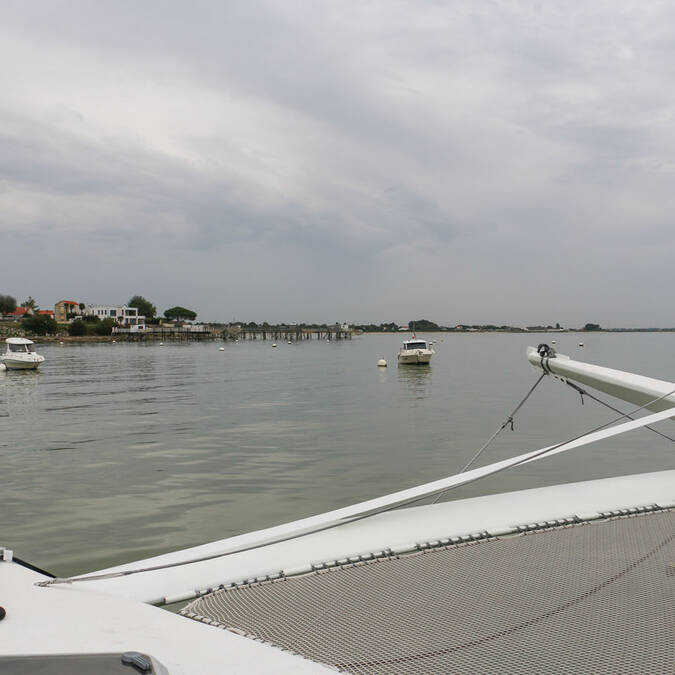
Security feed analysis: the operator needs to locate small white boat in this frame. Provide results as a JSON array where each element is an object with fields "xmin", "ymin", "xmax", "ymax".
[
  {"xmin": 397, "ymin": 337, "xmax": 434, "ymax": 364},
  {"xmin": 0, "ymin": 337, "xmax": 45, "ymax": 370}
]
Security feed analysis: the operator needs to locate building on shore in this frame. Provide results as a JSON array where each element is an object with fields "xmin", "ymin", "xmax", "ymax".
[
  {"xmin": 54, "ymin": 300, "xmax": 83, "ymax": 323},
  {"xmin": 4, "ymin": 307, "xmax": 33, "ymax": 320},
  {"xmin": 86, "ymin": 305, "xmax": 146, "ymax": 330}
]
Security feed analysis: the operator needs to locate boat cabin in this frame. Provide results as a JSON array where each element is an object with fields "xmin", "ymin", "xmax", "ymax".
[
  {"xmin": 5, "ymin": 338, "xmax": 37, "ymax": 353},
  {"xmin": 402, "ymin": 340, "xmax": 429, "ymax": 351}
]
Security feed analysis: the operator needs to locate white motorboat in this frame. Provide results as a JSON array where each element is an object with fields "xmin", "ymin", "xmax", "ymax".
[
  {"xmin": 397, "ymin": 337, "xmax": 434, "ymax": 364},
  {"xmin": 0, "ymin": 337, "xmax": 45, "ymax": 370},
  {"xmin": 1, "ymin": 346, "xmax": 673, "ymax": 673}
]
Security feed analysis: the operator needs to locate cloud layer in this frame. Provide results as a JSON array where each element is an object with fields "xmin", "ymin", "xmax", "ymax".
[{"xmin": 2, "ymin": 1, "xmax": 674, "ymax": 325}]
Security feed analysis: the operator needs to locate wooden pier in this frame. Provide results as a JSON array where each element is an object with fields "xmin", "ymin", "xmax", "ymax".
[
  {"xmin": 113, "ymin": 326, "xmax": 218, "ymax": 341},
  {"xmin": 225, "ymin": 325, "xmax": 352, "ymax": 341},
  {"xmin": 112, "ymin": 325, "xmax": 353, "ymax": 342}
]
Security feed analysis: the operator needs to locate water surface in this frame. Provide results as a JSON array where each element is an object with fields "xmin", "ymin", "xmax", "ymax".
[{"xmin": 1, "ymin": 332, "xmax": 673, "ymax": 575}]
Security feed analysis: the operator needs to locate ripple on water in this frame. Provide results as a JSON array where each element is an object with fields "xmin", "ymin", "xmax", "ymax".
[{"xmin": 2, "ymin": 335, "xmax": 674, "ymax": 575}]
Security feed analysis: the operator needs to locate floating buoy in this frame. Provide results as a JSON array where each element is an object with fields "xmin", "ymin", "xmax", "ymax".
[
  {"xmin": 272, "ymin": 343, "xmax": 277, "ymax": 347},
  {"xmin": 159, "ymin": 342, "xmax": 164, "ymax": 346},
  {"xmin": 112, "ymin": 340, "xmax": 116, "ymax": 343},
  {"xmin": 59, "ymin": 341, "xmax": 64, "ymax": 345},
  {"xmin": 578, "ymin": 342, "xmax": 584, "ymax": 347},
  {"xmin": 551, "ymin": 340, "xmax": 556, "ymax": 345},
  {"xmin": 377, "ymin": 358, "xmax": 387, "ymax": 367},
  {"xmin": 288, "ymin": 341, "xmax": 292, "ymax": 344},
  {"xmin": 219, "ymin": 346, "xmax": 225, "ymax": 351}
]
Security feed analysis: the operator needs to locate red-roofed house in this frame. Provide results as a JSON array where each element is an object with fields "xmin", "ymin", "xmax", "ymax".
[
  {"xmin": 5, "ymin": 307, "xmax": 33, "ymax": 319},
  {"xmin": 54, "ymin": 300, "xmax": 83, "ymax": 323},
  {"xmin": 3, "ymin": 307, "xmax": 54, "ymax": 320}
]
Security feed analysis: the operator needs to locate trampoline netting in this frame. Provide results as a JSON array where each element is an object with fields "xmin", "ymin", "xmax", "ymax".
[{"xmin": 182, "ymin": 509, "xmax": 675, "ymax": 674}]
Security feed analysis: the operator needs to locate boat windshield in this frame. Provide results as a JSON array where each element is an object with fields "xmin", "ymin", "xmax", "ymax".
[
  {"xmin": 8, "ymin": 344, "xmax": 29, "ymax": 353},
  {"xmin": 404, "ymin": 341, "xmax": 427, "ymax": 350}
]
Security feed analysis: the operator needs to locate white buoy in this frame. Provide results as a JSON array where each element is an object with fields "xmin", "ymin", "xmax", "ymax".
[
  {"xmin": 272, "ymin": 343, "xmax": 277, "ymax": 347},
  {"xmin": 159, "ymin": 342, "xmax": 164, "ymax": 346},
  {"xmin": 219, "ymin": 346, "xmax": 225, "ymax": 351},
  {"xmin": 377, "ymin": 358, "xmax": 387, "ymax": 367},
  {"xmin": 551, "ymin": 340, "xmax": 556, "ymax": 344},
  {"xmin": 59, "ymin": 341, "xmax": 64, "ymax": 345},
  {"xmin": 288, "ymin": 341, "xmax": 292, "ymax": 344},
  {"xmin": 579, "ymin": 342, "xmax": 584, "ymax": 347},
  {"xmin": 112, "ymin": 340, "xmax": 116, "ymax": 343}
]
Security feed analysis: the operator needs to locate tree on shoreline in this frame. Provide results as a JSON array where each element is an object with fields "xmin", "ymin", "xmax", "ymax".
[
  {"xmin": 129, "ymin": 295, "xmax": 157, "ymax": 319},
  {"xmin": 0, "ymin": 294, "xmax": 17, "ymax": 315},
  {"xmin": 68, "ymin": 319, "xmax": 87, "ymax": 336},
  {"xmin": 23, "ymin": 313, "xmax": 56, "ymax": 335},
  {"xmin": 164, "ymin": 306, "xmax": 197, "ymax": 322},
  {"xmin": 96, "ymin": 318, "xmax": 118, "ymax": 335},
  {"xmin": 408, "ymin": 319, "xmax": 439, "ymax": 331},
  {"xmin": 20, "ymin": 296, "xmax": 38, "ymax": 311}
]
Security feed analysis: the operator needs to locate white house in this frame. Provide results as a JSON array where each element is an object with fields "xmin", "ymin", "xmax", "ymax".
[{"xmin": 86, "ymin": 305, "xmax": 146, "ymax": 330}]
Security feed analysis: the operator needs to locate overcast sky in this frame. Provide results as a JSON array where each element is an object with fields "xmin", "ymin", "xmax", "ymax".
[{"xmin": 1, "ymin": 1, "xmax": 674, "ymax": 326}]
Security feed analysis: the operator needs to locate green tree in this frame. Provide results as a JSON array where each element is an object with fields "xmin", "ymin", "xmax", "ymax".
[
  {"xmin": 583, "ymin": 323, "xmax": 601, "ymax": 331},
  {"xmin": 20, "ymin": 296, "xmax": 38, "ymax": 310},
  {"xmin": 164, "ymin": 306, "xmax": 197, "ymax": 322},
  {"xmin": 68, "ymin": 319, "xmax": 87, "ymax": 336},
  {"xmin": 96, "ymin": 318, "xmax": 118, "ymax": 336},
  {"xmin": 408, "ymin": 319, "xmax": 439, "ymax": 331},
  {"xmin": 128, "ymin": 295, "xmax": 157, "ymax": 319},
  {"xmin": 23, "ymin": 314, "xmax": 57, "ymax": 335},
  {"xmin": 0, "ymin": 294, "xmax": 17, "ymax": 315}
]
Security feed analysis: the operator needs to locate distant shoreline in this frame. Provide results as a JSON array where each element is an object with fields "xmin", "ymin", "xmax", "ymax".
[
  {"xmin": 362, "ymin": 329, "xmax": 675, "ymax": 334},
  {"xmin": 19, "ymin": 328, "xmax": 675, "ymax": 343}
]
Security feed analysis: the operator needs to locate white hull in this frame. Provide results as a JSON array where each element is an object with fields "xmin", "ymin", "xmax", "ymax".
[
  {"xmin": 398, "ymin": 349, "xmax": 433, "ymax": 364},
  {"xmin": 1, "ymin": 471, "xmax": 672, "ymax": 674},
  {"xmin": 1, "ymin": 355, "xmax": 44, "ymax": 370},
  {"xmin": 2, "ymin": 338, "xmax": 45, "ymax": 370}
]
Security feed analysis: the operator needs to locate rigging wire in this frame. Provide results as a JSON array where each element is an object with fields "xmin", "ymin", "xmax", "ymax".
[
  {"xmin": 430, "ymin": 373, "xmax": 546, "ymax": 504},
  {"xmin": 564, "ymin": 380, "xmax": 675, "ymax": 444}
]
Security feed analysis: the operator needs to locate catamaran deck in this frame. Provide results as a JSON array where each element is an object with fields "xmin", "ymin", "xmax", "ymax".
[{"xmin": 183, "ymin": 507, "xmax": 675, "ymax": 674}]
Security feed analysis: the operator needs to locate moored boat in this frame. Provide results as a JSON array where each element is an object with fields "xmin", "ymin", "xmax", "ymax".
[
  {"xmin": 0, "ymin": 338, "xmax": 45, "ymax": 370},
  {"xmin": 397, "ymin": 337, "xmax": 434, "ymax": 364}
]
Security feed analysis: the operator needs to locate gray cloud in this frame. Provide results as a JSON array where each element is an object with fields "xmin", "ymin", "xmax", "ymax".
[{"xmin": 1, "ymin": 1, "xmax": 674, "ymax": 325}]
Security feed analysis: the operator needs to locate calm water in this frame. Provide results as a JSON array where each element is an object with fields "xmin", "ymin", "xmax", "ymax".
[{"xmin": 1, "ymin": 332, "xmax": 674, "ymax": 576}]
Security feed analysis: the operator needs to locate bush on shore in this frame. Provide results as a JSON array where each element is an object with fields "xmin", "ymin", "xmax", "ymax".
[
  {"xmin": 68, "ymin": 319, "xmax": 87, "ymax": 336},
  {"xmin": 22, "ymin": 314, "xmax": 58, "ymax": 335}
]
